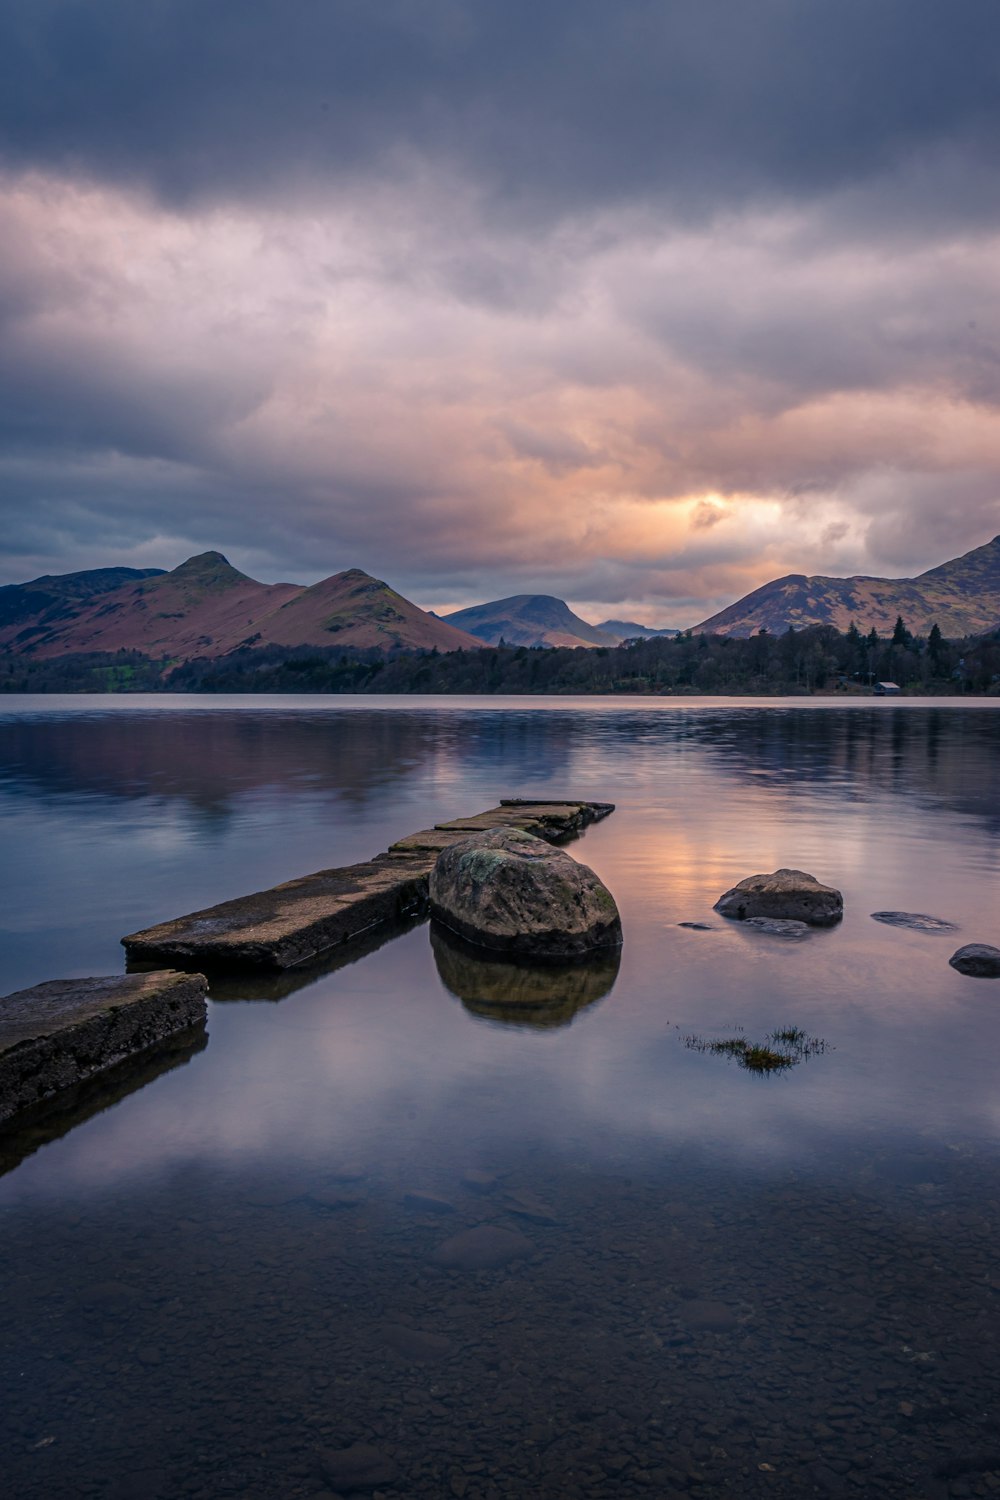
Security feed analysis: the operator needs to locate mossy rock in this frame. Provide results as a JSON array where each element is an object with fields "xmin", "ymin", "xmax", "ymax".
[{"xmin": 429, "ymin": 828, "xmax": 622, "ymax": 960}]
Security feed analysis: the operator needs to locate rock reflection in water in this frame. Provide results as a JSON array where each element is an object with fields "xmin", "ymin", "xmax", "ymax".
[
  {"xmin": 431, "ymin": 924, "xmax": 620, "ymax": 1029},
  {"xmin": 0, "ymin": 1023, "xmax": 208, "ymax": 1180}
]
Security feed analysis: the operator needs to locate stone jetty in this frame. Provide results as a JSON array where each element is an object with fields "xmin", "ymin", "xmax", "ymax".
[
  {"xmin": 122, "ymin": 800, "xmax": 614, "ymax": 972},
  {"xmin": 0, "ymin": 970, "xmax": 207, "ymax": 1125}
]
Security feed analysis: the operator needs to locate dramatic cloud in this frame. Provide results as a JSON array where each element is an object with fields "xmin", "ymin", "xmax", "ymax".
[{"xmin": 1, "ymin": 1, "xmax": 999, "ymax": 621}]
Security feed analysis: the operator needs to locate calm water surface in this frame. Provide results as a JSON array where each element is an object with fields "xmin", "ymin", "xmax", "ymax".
[{"xmin": 1, "ymin": 695, "xmax": 999, "ymax": 1499}]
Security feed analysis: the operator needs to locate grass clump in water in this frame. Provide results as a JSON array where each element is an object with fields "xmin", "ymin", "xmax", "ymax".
[
  {"xmin": 770, "ymin": 1025, "xmax": 807, "ymax": 1045},
  {"xmin": 684, "ymin": 1027, "xmax": 826, "ymax": 1076}
]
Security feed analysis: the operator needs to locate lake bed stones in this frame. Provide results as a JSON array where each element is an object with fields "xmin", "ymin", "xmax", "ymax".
[
  {"xmin": 316, "ymin": 1443, "xmax": 398, "ymax": 1491},
  {"xmin": 429, "ymin": 827, "xmax": 622, "ymax": 959},
  {"xmin": 714, "ymin": 868, "xmax": 843, "ymax": 926},
  {"xmin": 949, "ymin": 944, "xmax": 1000, "ymax": 978}
]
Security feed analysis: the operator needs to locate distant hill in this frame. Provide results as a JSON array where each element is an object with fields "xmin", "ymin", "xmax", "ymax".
[
  {"xmin": 444, "ymin": 594, "xmax": 617, "ymax": 648},
  {"xmin": 1, "ymin": 552, "xmax": 482, "ymax": 661},
  {"xmin": 693, "ymin": 535, "xmax": 1000, "ymax": 638},
  {"xmin": 597, "ymin": 619, "xmax": 680, "ymax": 641},
  {"xmin": 0, "ymin": 566, "xmax": 165, "ymax": 643},
  {"xmin": 247, "ymin": 567, "xmax": 482, "ymax": 653}
]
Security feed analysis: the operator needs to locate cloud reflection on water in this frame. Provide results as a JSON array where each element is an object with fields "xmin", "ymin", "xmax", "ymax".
[{"xmin": 0, "ymin": 700, "xmax": 998, "ymax": 1206}]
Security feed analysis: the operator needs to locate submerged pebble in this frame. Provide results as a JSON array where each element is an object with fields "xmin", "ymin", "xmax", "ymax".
[{"xmin": 316, "ymin": 1442, "xmax": 398, "ymax": 1491}]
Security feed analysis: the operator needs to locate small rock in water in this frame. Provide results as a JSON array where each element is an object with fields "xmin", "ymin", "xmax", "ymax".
[
  {"xmin": 677, "ymin": 1298, "xmax": 738, "ymax": 1331},
  {"xmin": 871, "ymin": 911, "xmax": 960, "ymax": 935},
  {"xmin": 499, "ymin": 1189, "xmax": 558, "ymax": 1223},
  {"xmin": 316, "ymin": 1443, "xmax": 398, "ymax": 1491},
  {"xmin": 403, "ymin": 1190, "xmax": 455, "ymax": 1214},
  {"xmin": 949, "ymin": 943, "xmax": 1000, "ymax": 978},
  {"xmin": 381, "ymin": 1323, "xmax": 454, "ymax": 1361},
  {"xmin": 431, "ymin": 1224, "xmax": 534, "ymax": 1270},
  {"xmin": 714, "ymin": 868, "xmax": 843, "ymax": 925},
  {"xmin": 678, "ymin": 922, "xmax": 714, "ymax": 930},
  {"xmin": 742, "ymin": 917, "xmax": 810, "ymax": 939}
]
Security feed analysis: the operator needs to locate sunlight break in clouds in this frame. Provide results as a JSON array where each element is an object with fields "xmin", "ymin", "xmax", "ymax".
[{"xmin": 1, "ymin": 160, "xmax": 999, "ymax": 621}]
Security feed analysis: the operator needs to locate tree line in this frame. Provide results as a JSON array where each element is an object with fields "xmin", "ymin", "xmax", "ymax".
[{"xmin": 3, "ymin": 616, "xmax": 998, "ymax": 695}]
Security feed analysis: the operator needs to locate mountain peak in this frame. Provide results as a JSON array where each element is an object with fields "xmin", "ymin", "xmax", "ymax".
[
  {"xmin": 598, "ymin": 618, "xmax": 680, "ymax": 640},
  {"xmin": 169, "ymin": 552, "xmax": 251, "ymax": 589},
  {"xmin": 444, "ymin": 593, "xmax": 616, "ymax": 648},
  {"xmin": 694, "ymin": 532, "xmax": 1000, "ymax": 637},
  {"xmin": 336, "ymin": 567, "xmax": 376, "ymax": 584}
]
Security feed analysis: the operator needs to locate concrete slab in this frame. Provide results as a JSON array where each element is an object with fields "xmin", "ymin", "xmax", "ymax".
[
  {"xmin": 123, "ymin": 855, "xmax": 430, "ymax": 971},
  {"xmin": 0, "ymin": 970, "xmax": 207, "ymax": 1125},
  {"xmin": 386, "ymin": 828, "xmax": 476, "ymax": 857},
  {"xmin": 122, "ymin": 799, "xmax": 614, "ymax": 973}
]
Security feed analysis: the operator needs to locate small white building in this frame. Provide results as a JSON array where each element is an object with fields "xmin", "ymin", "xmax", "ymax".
[{"xmin": 874, "ymin": 681, "xmax": 901, "ymax": 695}]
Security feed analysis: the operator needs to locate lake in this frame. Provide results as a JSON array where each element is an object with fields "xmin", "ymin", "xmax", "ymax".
[{"xmin": 1, "ymin": 695, "xmax": 999, "ymax": 1500}]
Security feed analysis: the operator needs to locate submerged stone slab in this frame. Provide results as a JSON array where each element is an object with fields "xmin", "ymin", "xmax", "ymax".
[
  {"xmin": 123, "ymin": 800, "xmax": 615, "ymax": 972},
  {"xmin": 871, "ymin": 911, "xmax": 960, "ymax": 935},
  {"xmin": 0, "ymin": 971, "xmax": 207, "ymax": 1125},
  {"xmin": 742, "ymin": 917, "xmax": 811, "ymax": 939},
  {"xmin": 431, "ymin": 1223, "xmax": 534, "ymax": 1270}
]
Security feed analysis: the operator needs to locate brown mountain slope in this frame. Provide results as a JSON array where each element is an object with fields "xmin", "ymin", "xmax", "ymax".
[
  {"xmin": 249, "ymin": 569, "xmax": 482, "ymax": 652},
  {"xmin": 18, "ymin": 552, "xmax": 302, "ymax": 660},
  {"xmin": 0, "ymin": 566, "xmax": 166, "ymax": 651},
  {"xmin": 6, "ymin": 552, "xmax": 482, "ymax": 661},
  {"xmin": 693, "ymin": 535, "xmax": 1000, "ymax": 637}
]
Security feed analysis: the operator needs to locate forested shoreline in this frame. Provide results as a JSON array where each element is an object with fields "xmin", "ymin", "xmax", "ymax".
[{"xmin": 2, "ymin": 620, "xmax": 999, "ymax": 696}]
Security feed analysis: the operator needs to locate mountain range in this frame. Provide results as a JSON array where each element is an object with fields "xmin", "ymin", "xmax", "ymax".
[
  {"xmin": 596, "ymin": 619, "xmax": 680, "ymax": 641},
  {"xmin": 693, "ymin": 535, "xmax": 1000, "ymax": 637},
  {"xmin": 0, "ymin": 552, "xmax": 481, "ymax": 660},
  {"xmin": 2, "ymin": 533, "xmax": 997, "ymax": 668}
]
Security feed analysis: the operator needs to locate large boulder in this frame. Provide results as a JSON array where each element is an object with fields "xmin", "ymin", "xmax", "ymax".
[
  {"xmin": 429, "ymin": 828, "xmax": 622, "ymax": 960},
  {"xmin": 949, "ymin": 943, "xmax": 1000, "ymax": 978},
  {"xmin": 714, "ymin": 868, "xmax": 843, "ymax": 926}
]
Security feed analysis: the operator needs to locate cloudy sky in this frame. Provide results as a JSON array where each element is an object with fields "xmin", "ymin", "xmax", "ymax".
[{"xmin": 2, "ymin": 1, "xmax": 999, "ymax": 624}]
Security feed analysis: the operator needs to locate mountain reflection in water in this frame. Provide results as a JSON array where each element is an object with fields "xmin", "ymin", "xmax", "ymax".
[{"xmin": 1, "ymin": 697, "xmax": 1000, "ymax": 1498}]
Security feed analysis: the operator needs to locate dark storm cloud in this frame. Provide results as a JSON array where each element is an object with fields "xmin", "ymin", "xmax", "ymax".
[
  {"xmin": 1, "ymin": 0, "xmax": 999, "ymax": 226},
  {"xmin": 2, "ymin": 1, "xmax": 1000, "ymax": 619}
]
